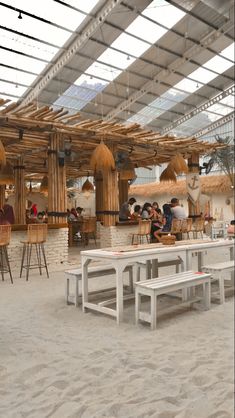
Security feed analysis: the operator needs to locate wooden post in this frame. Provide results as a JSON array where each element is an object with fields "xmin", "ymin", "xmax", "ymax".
[
  {"xmin": 0, "ymin": 185, "xmax": 5, "ymax": 208},
  {"xmin": 14, "ymin": 157, "xmax": 26, "ymax": 224},
  {"xmin": 95, "ymin": 171, "xmax": 103, "ymax": 222},
  {"xmin": 188, "ymin": 153, "xmax": 201, "ymax": 217},
  {"xmin": 119, "ymin": 179, "xmax": 129, "ymax": 208},
  {"xmin": 101, "ymin": 144, "xmax": 119, "ymax": 227},
  {"xmin": 48, "ymin": 133, "xmax": 67, "ymax": 224}
]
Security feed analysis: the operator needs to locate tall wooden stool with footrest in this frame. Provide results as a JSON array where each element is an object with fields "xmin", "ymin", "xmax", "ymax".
[
  {"xmin": 0, "ymin": 225, "xmax": 13, "ymax": 283},
  {"xmin": 20, "ymin": 224, "xmax": 49, "ymax": 281}
]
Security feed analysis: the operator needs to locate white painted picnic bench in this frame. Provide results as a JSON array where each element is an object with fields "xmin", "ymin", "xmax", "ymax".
[
  {"xmin": 135, "ymin": 271, "xmax": 211, "ymax": 330},
  {"xmin": 65, "ymin": 264, "xmax": 134, "ymax": 307},
  {"xmin": 136, "ymin": 255, "xmax": 183, "ymax": 281},
  {"xmin": 202, "ymin": 260, "xmax": 234, "ymax": 304}
]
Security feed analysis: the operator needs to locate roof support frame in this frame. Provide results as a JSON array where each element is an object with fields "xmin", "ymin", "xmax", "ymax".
[
  {"xmin": 19, "ymin": 0, "xmax": 122, "ymax": 106},
  {"xmin": 104, "ymin": 17, "xmax": 234, "ymax": 121},
  {"xmin": 163, "ymin": 85, "xmax": 235, "ymax": 133},
  {"xmin": 194, "ymin": 111, "xmax": 235, "ymax": 138}
]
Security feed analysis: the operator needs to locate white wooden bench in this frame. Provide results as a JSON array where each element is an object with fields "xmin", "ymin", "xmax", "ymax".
[
  {"xmin": 135, "ymin": 271, "xmax": 211, "ymax": 330},
  {"xmin": 65, "ymin": 264, "xmax": 134, "ymax": 307},
  {"xmin": 202, "ymin": 260, "xmax": 234, "ymax": 304}
]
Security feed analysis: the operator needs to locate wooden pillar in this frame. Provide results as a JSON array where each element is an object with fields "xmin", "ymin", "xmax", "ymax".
[
  {"xmin": 95, "ymin": 171, "xmax": 103, "ymax": 222},
  {"xmin": 14, "ymin": 157, "xmax": 26, "ymax": 224},
  {"xmin": 48, "ymin": 133, "xmax": 67, "ymax": 224},
  {"xmin": 119, "ymin": 179, "xmax": 129, "ymax": 208},
  {"xmin": 188, "ymin": 153, "xmax": 201, "ymax": 217},
  {"xmin": 102, "ymin": 168, "xmax": 119, "ymax": 226},
  {"xmin": 0, "ymin": 185, "xmax": 5, "ymax": 208}
]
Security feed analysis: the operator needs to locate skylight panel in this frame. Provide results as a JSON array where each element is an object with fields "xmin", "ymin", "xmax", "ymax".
[
  {"xmin": 0, "ymin": 80, "xmax": 28, "ymax": 97},
  {"xmin": 63, "ymin": 0, "xmax": 100, "ymax": 14},
  {"xmin": 219, "ymin": 94, "xmax": 235, "ymax": 107},
  {"xmin": 75, "ymin": 74, "xmax": 108, "ymax": 89},
  {"xmin": 0, "ymin": 92, "xmax": 21, "ymax": 101},
  {"xmin": 82, "ymin": 62, "xmax": 121, "ymax": 82},
  {"xmin": 0, "ymin": 66, "xmax": 36, "ymax": 86},
  {"xmin": 98, "ymin": 48, "xmax": 136, "ymax": 69},
  {"xmin": 1, "ymin": 0, "xmax": 85, "ymax": 31},
  {"xmin": 0, "ymin": 6, "xmax": 70, "ymax": 46},
  {"xmin": 142, "ymin": 0, "xmax": 186, "ymax": 29},
  {"xmin": 0, "ymin": 29, "xmax": 58, "ymax": 61},
  {"xmin": 220, "ymin": 43, "xmax": 234, "ymax": 61},
  {"xmin": 202, "ymin": 55, "xmax": 232, "ymax": 74},
  {"xmin": 126, "ymin": 16, "xmax": 166, "ymax": 44},
  {"xmin": 174, "ymin": 78, "xmax": 203, "ymax": 93},
  {"xmin": 207, "ymin": 100, "xmax": 234, "ymax": 116},
  {"xmin": 111, "ymin": 33, "xmax": 149, "ymax": 58},
  {"xmin": 201, "ymin": 111, "xmax": 222, "ymax": 123},
  {"xmin": 1, "ymin": 49, "xmax": 47, "ymax": 74}
]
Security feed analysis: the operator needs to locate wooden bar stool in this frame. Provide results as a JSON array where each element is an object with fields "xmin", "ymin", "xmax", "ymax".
[
  {"xmin": 0, "ymin": 225, "xmax": 13, "ymax": 284},
  {"xmin": 20, "ymin": 224, "xmax": 49, "ymax": 281}
]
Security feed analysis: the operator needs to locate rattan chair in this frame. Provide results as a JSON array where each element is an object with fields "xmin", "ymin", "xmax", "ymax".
[
  {"xmin": 131, "ymin": 220, "xmax": 151, "ymax": 244},
  {"xmin": 80, "ymin": 217, "xmax": 97, "ymax": 246},
  {"xmin": 20, "ymin": 224, "xmax": 49, "ymax": 281},
  {"xmin": 0, "ymin": 225, "xmax": 13, "ymax": 283},
  {"xmin": 193, "ymin": 218, "xmax": 205, "ymax": 239},
  {"xmin": 181, "ymin": 218, "xmax": 193, "ymax": 239}
]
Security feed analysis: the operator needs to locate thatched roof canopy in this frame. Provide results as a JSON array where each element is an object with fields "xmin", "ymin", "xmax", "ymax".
[
  {"xmin": 0, "ymin": 98, "xmax": 225, "ymax": 180},
  {"xmin": 130, "ymin": 175, "xmax": 232, "ymax": 197}
]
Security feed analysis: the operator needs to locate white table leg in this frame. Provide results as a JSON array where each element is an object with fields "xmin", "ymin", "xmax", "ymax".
[
  {"xmin": 218, "ymin": 273, "xmax": 225, "ymax": 304},
  {"xmin": 151, "ymin": 293, "xmax": 157, "ymax": 330},
  {"xmin": 115, "ymin": 263, "xmax": 125, "ymax": 324},
  {"xmin": 82, "ymin": 257, "xmax": 91, "ymax": 313},
  {"xmin": 75, "ymin": 276, "xmax": 79, "ymax": 307},
  {"xmin": 135, "ymin": 288, "xmax": 140, "ymax": 325},
  {"xmin": 203, "ymin": 280, "xmax": 211, "ymax": 310}
]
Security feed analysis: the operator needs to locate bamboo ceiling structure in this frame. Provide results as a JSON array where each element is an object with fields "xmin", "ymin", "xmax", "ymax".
[{"xmin": 0, "ymin": 98, "xmax": 224, "ymax": 181}]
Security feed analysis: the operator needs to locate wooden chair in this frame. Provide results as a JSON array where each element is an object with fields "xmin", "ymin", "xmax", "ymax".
[
  {"xmin": 0, "ymin": 225, "xmax": 13, "ymax": 283},
  {"xmin": 193, "ymin": 218, "xmax": 205, "ymax": 239},
  {"xmin": 20, "ymin": 224, "xmax": 49, "ymax": 281},
  {"xmin": 131, "ymin": 220, "xmax": 151, "ymax": 244},
  {"xmin": 181, "ymin": 218, "xmax": 193, "ymax": 239},
  {"xmin": 80, "ymin": 217, "xmax": 97, "ymax": 246}
]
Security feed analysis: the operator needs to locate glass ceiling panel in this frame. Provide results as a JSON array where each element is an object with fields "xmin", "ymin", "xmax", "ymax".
[
  {"xmin": 62, "ymin": 0, "xmax": 100, "ymax": 14},
  {"xmin": 1, "ymin": 49, "xmax": 47, "ymax": 74},
  {"xmin": 220, "ymin": 43, "xmax": 235, "ymax": 61},
  {"xmin": 142, "ymin": 0, "xmax": 185, "ymax": 28},
  {"xmin": 0, "ymin": 5, "xmax": 70, "ymax": 46},
  {"xmin": 98, "ymin": 48, "xmax": 136, "ymax": 69},
  {"xmin": 0, "ymin": 92, "xmax": 21, "ymax": 101},
  {"xmin": 55, "ymin": 80, "xmax": 106, "ymax": 111},
  {"xmin": 1, "ymin": 0, "xmax": 86, "ymax": 31},
  {"xmin": 206, "ymin": 95, "xmax": 234, "ymax": 115},
  {"xmin": 219, "ymin": 94, "xmax": 235, "ymax": 107},
  {"xmin": 0, "ymin": 29, "xmax": 58, "ymax": 61},
  {"xmin": 0, "ymin": 66, "xmax": 36, "ymax": 86},
  {"xmin": 0, "ymin": 80, "xmax": 28, "ymax": 96},
  {"xmin": 71, "ymin": 0, "xmax": 185, "ymax": 111},
  {"xmin": 128, "ymin": 43, "xmax": 234, "ymax": 126}
]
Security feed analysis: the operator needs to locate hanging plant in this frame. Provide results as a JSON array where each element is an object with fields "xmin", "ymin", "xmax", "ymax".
[
  {"xmin": 82, "ymin": 178, "xmax": 94, "ymax": 192},
  {"xmin": 160, "ymin": 163, "xmax": 177, "ymax": 183},
  {"xmin": 0, "ymin": 140, "xmax": 6, "ymax": 167},
  {"xmin": 171, "ymin": 153, "xmax": 188, "ymax": 174},
  {"xmin": 0, "ymin": 161, "xmax": 14, "ymax": 185},
  {"xmin": 90, "ymin": 140, "xmax": 115, "ymax": 172},
  {"xmin": 40, "ymin": 175, "xmax": 48, "ymax": 193}
]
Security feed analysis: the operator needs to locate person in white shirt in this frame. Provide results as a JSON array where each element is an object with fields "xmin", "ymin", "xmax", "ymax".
[{"xmin": 170, "ymin": 198, "xmax": 186, "ymax": 219}]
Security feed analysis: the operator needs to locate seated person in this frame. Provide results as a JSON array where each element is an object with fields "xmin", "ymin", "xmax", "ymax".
[
  {"xmin": 227, "ymin": 220, "xmax": 235, "ymax": 236},
  {"xmin": 119, "ymin": 197, "xmax": 136, "ymax": 221},
  {"xmin": 170, "ymin": 198, "xmax": 186, "ymax": 220},
  {"xmin": 76, "ymin": 207, "xmax": 84, "ymax": 218},
  {"xmin": 141, "ymin": 202, "xmax": 153, "ymax": 219},
  {"xmin": 68, "ymin": 208, "xmax": 78, "ymax": 221},
  {"xmin": 162, "ymin": 203, "xmax": 173, "ymax": 232},
  {"xmin": 130, "ymin": 205, "xmax": 142, "ymax": 220}
]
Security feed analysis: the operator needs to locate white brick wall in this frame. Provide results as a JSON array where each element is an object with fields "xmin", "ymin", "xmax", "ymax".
[
  {"xmin": 8, "ymin": 228, "xmax": 68, "ymax": 272},
  {"xmin": 100, "ymin": 224, "xmax": 139, "ymax": 248}
]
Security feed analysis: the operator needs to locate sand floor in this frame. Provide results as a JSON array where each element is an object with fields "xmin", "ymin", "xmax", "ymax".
[{"xmin": 0, "ymin": 245, "xmax": 234, "ymax": 418}]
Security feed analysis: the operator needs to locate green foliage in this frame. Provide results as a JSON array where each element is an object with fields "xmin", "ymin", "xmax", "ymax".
[{"xmin": 212, "ymin": 135, "xmax": 234, "ymax": 186}]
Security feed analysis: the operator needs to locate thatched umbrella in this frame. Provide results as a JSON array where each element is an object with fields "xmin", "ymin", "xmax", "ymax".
[
  {"xmin": 160, "ymin": 163, "xmax": 177, "ymax": 183},
  {"xmin": 0, "ymin": 161, "xmax": 14, "ymax": 185},
  {"xmin": 90, "ymin": 141, "xmax": 115, "ymax": 172}
]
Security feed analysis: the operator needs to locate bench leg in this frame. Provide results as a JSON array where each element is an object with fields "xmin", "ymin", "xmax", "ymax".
[
  {"xmin": 218, "ymin": 274, "xmax": 225, "ymax": 304},
  {"xmin": 150, "ymin": 293, "xmax": 157, "ymax": 330},
  {"xmin": 66, "ymin": 278, "xmax": 69, "ymax": 304},
  {"xmin": 75, "ymin": 276, "xmax": 79, "ymax": 307},
  {"xmin": 135, "ymin": 289, "xmax": 141, "ymax": 325},
  {"xmin": 128, "ymin": 266, "xmax": 134, "ymax": 293},
  {"xmin": 203, "ymin": 281, "xmax": 211, "ymax": 310},
  {"xmin": 136, "ymin": 265, "xmax": 141, "ymax": 282}
]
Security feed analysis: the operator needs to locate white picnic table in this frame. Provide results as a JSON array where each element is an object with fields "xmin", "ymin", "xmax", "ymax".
[{"xmin": 81, "ymin": 239, "xmax": 234, "ymax": 324}]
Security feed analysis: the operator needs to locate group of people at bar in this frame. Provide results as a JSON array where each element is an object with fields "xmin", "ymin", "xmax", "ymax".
[{"xmin": 119, "ymin": 197, "xmax": 186, "ymax": 240}]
